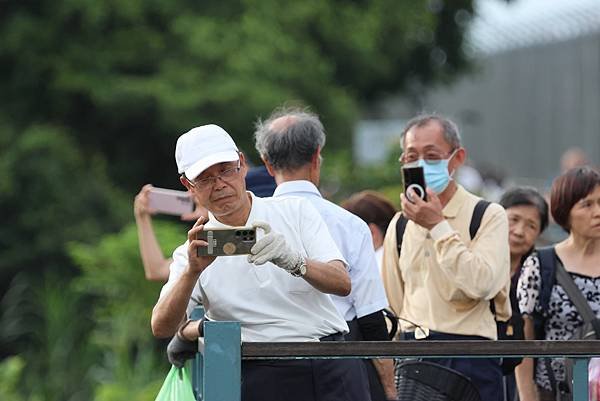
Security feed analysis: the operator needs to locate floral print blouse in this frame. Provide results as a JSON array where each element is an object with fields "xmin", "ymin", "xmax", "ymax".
[{"xmin": 517, "ymin": 251, "xmax": 600, "ymax": 391}]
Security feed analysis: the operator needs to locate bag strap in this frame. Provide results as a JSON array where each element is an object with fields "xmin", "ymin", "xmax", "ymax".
[
  {"xmin": 470, "ymin": 200, "xmax": 491, "ymax": 240},
  {"xmin": 536, "ymin": 246, "xmax": 558, "ymax": 316},
  {"xmin": 472, "ymin": 199, "xmax": 492, "ymax": 320},
  {"xmin": 395, "ymin": 214, "xmax": 408, "ymax": 255},
  {"xmin": 554, "ymin": 256, "xmax": 600, "ymax": 339},
  {"xmin": 533, "ymin": 247, "xmax": 561, "ymax": 396}
]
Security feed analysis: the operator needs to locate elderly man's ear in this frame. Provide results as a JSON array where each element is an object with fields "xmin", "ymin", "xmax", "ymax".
[
  {"xmin": 238, "ymin": 151, "xmax": 249, "ymax": 176},
  {"xmin": 262, "ymin": 157, "xmax": 276, "ymax": 177},
  {"xmin": 450, "ymin": 147, "xmax": 466, "ymax": 172},
  {"xmin": 180, "ymin": 175, "xmax": 192, "ymax": 191},
  {"xmin": 311, "ymin": 147, "xmax": 321, "ymax": 169}
]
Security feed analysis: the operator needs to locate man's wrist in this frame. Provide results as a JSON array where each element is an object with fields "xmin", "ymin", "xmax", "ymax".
[
  {"xmin": 178, "ymin": 318, "xmax": 204, "ymax": 341},
  {"xmin": 429, "ymin": 219, "xmax": 453, "ymax": 240},
  {"xmin": 134, "ymin": 211, "xmax": 152, "ymax": 223},
  {"xmin": 178, "ymin": 319, "xmax": 195, "ymax": 341},
  {"xmin": 185, "ymin": 257, "xmax": 211, "ymax": 276},
  {"xmin": 288, "ymin": 255, "xmax": 307, "ymax": 277}
]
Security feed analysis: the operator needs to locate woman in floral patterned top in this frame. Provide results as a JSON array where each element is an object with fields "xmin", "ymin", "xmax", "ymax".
[{"xmin": 516, "ymin": 166, "xmax": 600, "ymax": 401}]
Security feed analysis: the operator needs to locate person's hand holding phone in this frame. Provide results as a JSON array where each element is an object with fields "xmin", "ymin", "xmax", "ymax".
[
  {"xmin": 401, "ymin": 187, "xmax": 445, "ymax": 230},
  {"xmin": 134, "ymin": 184, "xmax": 157, "ymax": 219},
  {"xmin": 186, "ymin": 216, "xmax": 217, "ymax": 274}
]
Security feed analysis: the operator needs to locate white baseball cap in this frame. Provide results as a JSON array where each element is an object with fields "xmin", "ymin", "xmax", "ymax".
[{"xmin": 175, "ymin": 124, "xmax": 239, "ymax": 180}]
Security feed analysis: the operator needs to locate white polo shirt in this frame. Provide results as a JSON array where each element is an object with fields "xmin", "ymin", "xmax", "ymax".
[
  {"xmin": 274, "ymin": 181, "xmax": 389, "ymax": 321},
  {"xmin": 159, "ymin": 192, "xmax": 349, "ymax": 342}
]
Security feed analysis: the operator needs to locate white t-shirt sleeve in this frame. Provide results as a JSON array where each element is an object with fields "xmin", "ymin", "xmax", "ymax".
[
  {"xmin": 297, "ymin": 199, "xmax": 347, "ymax": 267},
  {"xmin": 159, "ymin": 242, "xmax": 188, "ymax": 299},
  {"xmin": 159, "ymin": 241, "xmax": 204, "ymax": 316}
]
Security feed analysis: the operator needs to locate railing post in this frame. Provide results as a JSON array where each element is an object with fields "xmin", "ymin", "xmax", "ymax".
[
  {"xmin": 190, "ymin": 307, "xmax": 205, "ymax": 400},
  {"xmin": 193, "ymin": 351, "xmax": 204, "ymax": 400},
  {"xmin": 572, "ymin": 357, "xmax": 589, "ymax": 401},
  {"xmin": 202, "ymin": 321, "xmax": 241, "ymax": 401}
]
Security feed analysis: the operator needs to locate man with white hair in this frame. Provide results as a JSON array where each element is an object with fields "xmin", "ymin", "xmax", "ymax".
[
  {"xmin": 254, "ymin": 108, "xmax": 396, "ymax": 401},
  {"xmin": 151, "ymin": 124, "xmax": 371, "ymax": 401}
]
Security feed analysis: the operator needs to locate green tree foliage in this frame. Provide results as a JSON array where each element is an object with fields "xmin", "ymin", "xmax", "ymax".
[
  {"xmin": 0, "ymin": 123, "xmax": 128, "ymax": 286},
  {"xmin": 0, "ymin": 122, "xmax": 129, "ymax": 389},
  {"xmin": 320, "ymin": 147, "xmax": 404, "ymax": 208},
  {"xmin": 0, "ymin": 356, "xmax": 34, "ymax": 401},
  {"xmin": 1, "ymin": 221, "xmax": 184, "ymax": 401},
  {"xmin": 6, "ymin": 273, "xmax": 99, "ymax": 401},
  {"xmin": 0, "ymin": 0, "xmax": 473, "ymax": 190},
  {"xmin": 69, "ymin": 221, "xmax": 184, "ymax": 401}
]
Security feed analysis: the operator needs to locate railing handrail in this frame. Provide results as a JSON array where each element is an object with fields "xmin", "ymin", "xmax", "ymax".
[
  {"xmin": 195, "ymin": 321, "xmax": 598, "ymax": 401},
  {"xmin": 242, "ymin": 339, "xmax": 600, "ymax": 359}
]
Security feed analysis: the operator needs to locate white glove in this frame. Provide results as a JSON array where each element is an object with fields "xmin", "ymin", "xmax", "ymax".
[{"xmin": 247, "ymin": 221, "xmax": 303, "ymax": 273}]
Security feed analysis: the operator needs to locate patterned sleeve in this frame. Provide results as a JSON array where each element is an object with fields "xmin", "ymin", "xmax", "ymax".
[{"xmin": 517, "ymin": 252, "xmax": 542, "ymax": 316}]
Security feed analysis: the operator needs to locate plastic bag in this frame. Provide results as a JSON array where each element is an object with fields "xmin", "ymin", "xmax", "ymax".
[
  {"xmin": 155, "ymin": 365, "xmax": 196, "ymax": 401},
  {"xmin": 590, "ymin": 358, "xmax": 600, "ymax": 401}
]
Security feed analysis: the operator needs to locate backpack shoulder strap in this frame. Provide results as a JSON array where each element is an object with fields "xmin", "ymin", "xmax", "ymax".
[
  {"xmin": 397, "ymin": 199, "xmax": 490, "ymax": 254},
  {"xmin": 469, "ymin": 200, "xmax": 491, "ymax": 240},
  {"xmin": 554, "ymin": 257, "xmax": 600, "ymax": 339},
  {"xmin": 395, "ymin": 214, "xmax": 408, "ymax": 255},
  {"xmin": 536, "ymin": 246, "xmax": 558, "ymax": 315}
]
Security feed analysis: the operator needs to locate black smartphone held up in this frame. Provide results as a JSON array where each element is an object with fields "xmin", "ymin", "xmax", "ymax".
[
  {"xmin": 402, "ymin": 166, "xmax": 427, "ymax": 203},
  {"xmin": 197, "ymin": 227, "xmax": 257, "ymax": 256}
]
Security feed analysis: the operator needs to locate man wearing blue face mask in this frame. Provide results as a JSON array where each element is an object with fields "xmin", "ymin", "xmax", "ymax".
[{"xmin": 381, "ymin": 114, "xmax": 511, "ymax": 401}]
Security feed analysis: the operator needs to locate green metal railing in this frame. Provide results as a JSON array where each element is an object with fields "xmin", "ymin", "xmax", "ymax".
[{"xmin": 191, "ymin": 320, "xmax": 600, "ymax": 401}]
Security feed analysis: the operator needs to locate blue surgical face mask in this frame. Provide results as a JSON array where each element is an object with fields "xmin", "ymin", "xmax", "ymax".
[{"xmin": 417, "ymin": 151, "xmax": 457, "ymax": 194}]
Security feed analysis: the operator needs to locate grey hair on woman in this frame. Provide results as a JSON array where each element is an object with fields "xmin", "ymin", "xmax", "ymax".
[{"xmin": 254, "ymin": 107, "xmax": 326, "ymax": 171}]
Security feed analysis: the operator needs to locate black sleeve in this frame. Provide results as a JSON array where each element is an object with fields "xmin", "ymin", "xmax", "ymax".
[{"xmin": 357, "ymin": 310, "xmax": 389, "ymax": 341}]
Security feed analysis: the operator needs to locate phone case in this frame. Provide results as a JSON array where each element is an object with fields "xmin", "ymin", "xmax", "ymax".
[
  {"xmin": 197, "ymin": 227, "xmax": 256, "ymax": 256},
  {"xmin": 402, "ymin": 166, "xmax": 427, "ymax": 202},
  {"xmin": 148, "ymin": 188, "xmax": 194, "ymax": 216}
]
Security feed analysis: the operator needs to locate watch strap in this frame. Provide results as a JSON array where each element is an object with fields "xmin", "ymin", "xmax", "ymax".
[{"xmin": 289, "ymin": 256, "xmax": 307, "ymax": 277}]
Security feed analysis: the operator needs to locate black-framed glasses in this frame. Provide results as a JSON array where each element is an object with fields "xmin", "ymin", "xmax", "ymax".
[{"xmin": 186, "ymin": 160, "xmax": 241, "ymax": 190}]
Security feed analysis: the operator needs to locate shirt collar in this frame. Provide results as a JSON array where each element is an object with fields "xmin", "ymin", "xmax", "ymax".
[
  {"xmin": 441, "ymin": 184, "xmax": 467, "ymax": 219},
  {"xmin": 273, "ymin": 180, "xmax": 322, "ymax": 198}
]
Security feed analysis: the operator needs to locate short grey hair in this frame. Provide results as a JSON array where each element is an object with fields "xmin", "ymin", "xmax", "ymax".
[
  {"xmin": 254, "ymin": 107, "xmax": 326, "ymax": 171},
  {"xmin": 400, "ymin": 114, "xmax": 462, "ymax": 151}
]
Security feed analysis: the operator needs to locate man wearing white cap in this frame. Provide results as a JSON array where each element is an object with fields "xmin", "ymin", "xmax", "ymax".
[{"xmin": 151, "ymin": 124, "xmax": 372, "ymax": 401}]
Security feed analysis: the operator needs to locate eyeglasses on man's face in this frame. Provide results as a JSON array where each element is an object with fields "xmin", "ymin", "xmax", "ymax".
[
  {"xmin": 399, "ymin": 149, "xmax": 457, "ymax": 167},
  {"xmin": 186, "ymin": 160, "xmax": 241, "ymax": 190}
]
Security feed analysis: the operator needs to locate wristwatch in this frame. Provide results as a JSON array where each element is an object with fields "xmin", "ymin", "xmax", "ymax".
[{"xmin": 290, "ymin": 256, "xmax": 307, "ymax": 277}]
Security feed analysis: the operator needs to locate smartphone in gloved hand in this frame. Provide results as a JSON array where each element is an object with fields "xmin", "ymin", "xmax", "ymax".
[{"xmin": 197, "ymin": 227, "xmax": 256, "ymax": 256}]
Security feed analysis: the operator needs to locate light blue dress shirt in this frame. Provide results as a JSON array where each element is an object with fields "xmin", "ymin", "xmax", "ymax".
[{"xmin": 273, "ymin": 180, "xmax": 389, "ymax": 321}]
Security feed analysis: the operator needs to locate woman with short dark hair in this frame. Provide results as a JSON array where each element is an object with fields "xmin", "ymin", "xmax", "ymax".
[
  {"xmin": 499, "ymin": 186, "xmax": 549, "ymax": 279},
  {"xmin": 516, "ymin": 166, "xmax": 600, "ymax": 401}
]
